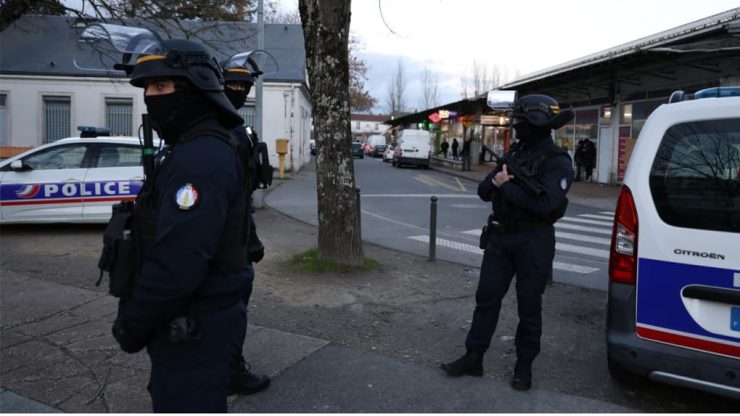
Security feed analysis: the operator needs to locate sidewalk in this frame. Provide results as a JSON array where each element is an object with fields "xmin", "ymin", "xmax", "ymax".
[
  {"xmin": 431, "ymin": 161, "xmax": 621, "ymax": 211},
  {"xmin": 0, "ymin": 217, "xmax": 638, "ymax": 413}
]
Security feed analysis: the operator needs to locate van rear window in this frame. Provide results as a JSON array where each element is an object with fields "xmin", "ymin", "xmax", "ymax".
[{"xmin": 649, "ymin": 118, "xmax": 740, "ymax": 233}]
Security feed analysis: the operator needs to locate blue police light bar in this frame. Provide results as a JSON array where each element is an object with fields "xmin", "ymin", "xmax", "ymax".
[{"xmin": 77, "ymin": 126, "xmax": 111, "ymax": 138}]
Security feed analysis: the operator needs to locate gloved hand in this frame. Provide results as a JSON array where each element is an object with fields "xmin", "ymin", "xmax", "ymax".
[
  {"xmin": 247, "ymin": 246, "xmax": 264, "ymax": 263},
  {"xmin": 112, "ymin": 319, "xmax": 148, "ymax": 353}
]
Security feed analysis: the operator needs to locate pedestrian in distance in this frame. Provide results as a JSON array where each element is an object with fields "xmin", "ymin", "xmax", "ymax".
[
  {"xmin": 441, "ymin": 94, "xmax": 574, "ymax": 391},
  {"xmin": 583, "ymin": 139, "xmax": 596, "ymax": 181},
  {"xmin": 574, "ymin": 138, "xmax": 587, "ymax": 181},
  {"xmin": 439, "ymin": 138, "xmax": 449, "ymax": 158},
  {"xmin": 451, "ymin": 137, "xmax": 460, "ymax": 160},
  {"xmin": 222, "ymin": 53, "xmax": 272, "ymax": 396},
  {"xmin": 109, "ymin": 38, "xmax": 254, "ymax": 412}
]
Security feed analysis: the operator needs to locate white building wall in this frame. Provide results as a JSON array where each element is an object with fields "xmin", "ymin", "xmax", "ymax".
[
  {"xmin": 1, "ymin": 75, "xmax": 312, "ymax": 171},
  {"xmin": 261, "ymin": 82, "xmax": 311, "ymax": 172},
  {"xmin": 0, "ymin": 75, "xmax": 142, "ymax": 147}
]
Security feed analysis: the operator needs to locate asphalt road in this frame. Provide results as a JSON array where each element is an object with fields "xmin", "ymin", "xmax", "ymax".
[{"xmin": 269, "ymin": 156, "xmax": 612, "ymax": 291}]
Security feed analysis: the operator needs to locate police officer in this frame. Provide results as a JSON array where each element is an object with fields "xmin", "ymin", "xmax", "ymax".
[
  {"xmin": 441, "ymin": 94, "xmax": 574, "ymax": 391},
  {"xmin": 110, "ymin": 38, "xmax": 252, "ymax": 412},
  {"xmin": 221, "ymin": 56, "xmax": 271, "ymax": 395}
]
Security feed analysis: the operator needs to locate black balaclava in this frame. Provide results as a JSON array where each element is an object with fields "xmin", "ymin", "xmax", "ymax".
[
  {"xmin": 224, "ymin": 87, "xmax": 248, "ymax": 110},
  {"xmin": 144, "ymin": 84, "xmax": 214, "ymax": 145},
  {"xmin": 513, "ymin": 119, "xmax": 551, "ymax": 144}
]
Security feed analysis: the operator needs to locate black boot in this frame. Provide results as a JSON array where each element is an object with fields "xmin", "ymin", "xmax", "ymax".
[
  {"xmin": 440, "ymin": 350, "xmax": 484, "ymax": 377},
  {"xmin": 511, "ymin": 360, "xmax": 532, "ymax": 391},
  {"xmin": 229, "ymin": 356, "xmax": 271, "ymax": 396}
]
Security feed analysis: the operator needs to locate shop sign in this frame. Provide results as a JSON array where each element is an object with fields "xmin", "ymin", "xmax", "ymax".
[
  {"xmin": 439, "ymin": 110, "xmax": 450, "ymax": 119},
  {"xmin": 428, "ymin": 113, "xmax": 441, "ymax": 123},
  {"xmin": 480, "ymin": 115, "xmax": 497, "ymax": 125}
]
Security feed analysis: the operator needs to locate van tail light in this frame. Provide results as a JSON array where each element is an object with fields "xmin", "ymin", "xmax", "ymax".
[{"xmin": 609, "ymin": 185, "xmax": 639, "ymax": 285}]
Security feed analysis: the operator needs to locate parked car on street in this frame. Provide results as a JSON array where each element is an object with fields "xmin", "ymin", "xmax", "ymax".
[
  {"xmin": 0, "ymin": 134, "xmax": 161, "ymax": 224},
  {"xmin": 366, "ymin": 134, "xmax": 387, "ymax": 157},
  {"xmin": 351, "ymin": 142, "xmax": 364, "ymax": 159},
  {"xmin": 606, "ymin": 86, "xmax": 740, "ymax": 399},
  {"xmin": 383, "ymin": 144, "xmax": 396, "ymax": 163}
]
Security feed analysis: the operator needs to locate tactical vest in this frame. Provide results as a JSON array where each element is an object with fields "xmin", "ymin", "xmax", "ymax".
[
  {"xmin": 97, "ymin": 126, "xmax": 251, "ymax": 298},
  {"xmin": 492, "ymin": 140, "xmax": 570, "ymax": 225}
]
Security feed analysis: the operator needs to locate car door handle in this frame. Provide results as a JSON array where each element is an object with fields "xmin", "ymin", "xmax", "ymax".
[
  {"xmin": 63, "ymin": 178, "xmax": 81, "ymax": 183},
  {"xmin": 682, "ymin": 285, "xmax": 740, "ymax": 305},
  {"xmin": 129, "ymin": 176, "xmax": 144, "ymax": 181}
]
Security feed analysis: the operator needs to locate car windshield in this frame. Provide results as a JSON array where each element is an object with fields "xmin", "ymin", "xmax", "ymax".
[{"xmin": 352, "ymin": 143, "xmax": 362, "ymax": 149}]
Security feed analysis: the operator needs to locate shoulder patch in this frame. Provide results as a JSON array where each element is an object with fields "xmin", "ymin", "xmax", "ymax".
[
  {"xmin": 560, "ymin": 177, "xmax": 569, "ymax": 191},
  {"xmin": 175, "ymin": 183, "xmax": 199, "ymax": 210}
]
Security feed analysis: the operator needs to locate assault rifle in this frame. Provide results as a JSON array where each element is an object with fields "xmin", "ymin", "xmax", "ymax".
[{"xmin": 481, "ymin": 143, "xmax": 544, "ymax": 197}]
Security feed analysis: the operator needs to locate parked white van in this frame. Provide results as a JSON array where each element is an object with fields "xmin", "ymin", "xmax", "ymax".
[
  {"xmin": 392, "ymin": 129, "xmax": 431, "ymax": 169},
  {"xmin": 606, "ymin": 86, "xmax": 740, "ymax": 399}
]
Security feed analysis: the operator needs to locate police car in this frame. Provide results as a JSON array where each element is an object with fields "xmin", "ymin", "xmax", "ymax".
[
  {"xmin": 606, "ymin": 87, "xmax": 740, "ymax": 399},
  {"xmin": 0, "ymin": 130, "xmax": 160, "ymax": 224}
]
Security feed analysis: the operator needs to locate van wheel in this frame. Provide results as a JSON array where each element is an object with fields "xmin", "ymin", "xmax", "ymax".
[{"xmin": 607, "ymin": 357, "xmax": 645, "ymax": 387}]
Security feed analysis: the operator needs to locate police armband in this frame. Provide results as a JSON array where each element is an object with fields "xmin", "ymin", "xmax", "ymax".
[{"xmin": 96, "ymin": 201, "xmax": 137, "ymax": 298}]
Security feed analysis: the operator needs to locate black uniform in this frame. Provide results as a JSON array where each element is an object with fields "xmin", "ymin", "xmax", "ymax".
[
  {"xmin": 467, "ymin": 138, "xmax": 573, "ymax": 363},
  {"xmin": 441, "ymin": 93, "xmax": 574, "ymax": 390},
  {"xmin": 114, "ymin": 117, "xmax": 250, "ymax": 411}
]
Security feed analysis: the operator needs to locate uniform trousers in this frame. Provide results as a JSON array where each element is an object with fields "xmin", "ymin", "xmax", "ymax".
[
  {"xmin": 147, "ymin": 300, "xmax": 246, "ymax": 412},
  {"xmin": 465, "ymin": 224, "xmax": 555, "ymax": 364}
]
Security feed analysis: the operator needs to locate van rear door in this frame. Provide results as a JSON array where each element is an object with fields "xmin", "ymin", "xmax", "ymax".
[{"xmin": 636, "ymin": 117, "xmax": 740, "ymax": 359}]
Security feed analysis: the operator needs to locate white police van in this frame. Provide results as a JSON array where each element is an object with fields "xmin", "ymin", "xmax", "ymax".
[
  {"xmin": 606, "ymin": 87, "xmax": 740, "ymax": 399},
  {"xmin": 0, "ymin": 128, "xmax": 160, "ymax": 224}
]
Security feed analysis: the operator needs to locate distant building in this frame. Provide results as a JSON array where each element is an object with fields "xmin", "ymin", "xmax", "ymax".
[
  {"xmin": 351, "ymin": 114, "xmax": 390, "ymax": 142},
  {"xmin": 0, "ymin": 15, "xmax": 313, "ymax": 172}
]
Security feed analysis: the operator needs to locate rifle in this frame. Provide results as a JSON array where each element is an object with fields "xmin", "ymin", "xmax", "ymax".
[
  {"xmin": 481, "ymin": 143, "xmax": 544, "ymax": 197},
  {"xmin": 141, "ymin": 114, "xmax": 156, "ymax": 180}
]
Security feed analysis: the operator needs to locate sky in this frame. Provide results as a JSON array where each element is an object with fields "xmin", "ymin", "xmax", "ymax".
[{"xmin": 280, "ymin": 0, "xmax": 739, "ymax": 114}]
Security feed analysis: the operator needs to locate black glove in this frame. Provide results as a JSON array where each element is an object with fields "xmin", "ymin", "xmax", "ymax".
[
  {"xmin": 112, "ymin": 319, "xmax": 148, "ymax": 353},
  {"xmin": 247, "ymin": 245, "xmax": 265, "ymax": 263}
]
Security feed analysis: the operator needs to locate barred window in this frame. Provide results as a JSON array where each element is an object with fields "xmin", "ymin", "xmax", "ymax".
[
  {"xmin": 105, "ymin": 98, "xmax": 133, "ymax": 135},
  {"xmin": 43, "ymin": 96, "xmax": 71, "ymax": 144},
  {"xmin": 238, "ymin": 105, "xmax": 256, "ymax": 127}
]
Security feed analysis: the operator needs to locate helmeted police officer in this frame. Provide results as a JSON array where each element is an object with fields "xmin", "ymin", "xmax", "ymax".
[
  {"xmin": 441, "ymin": 94, "xmax": 574, "ymax": 391},
  {"xmin": 221, "ymin": 54, "xmax": 271, "ymax": 395},
  {"xmin": 110, "ymin": 38, "xmax": 252, "ymax": 412}
]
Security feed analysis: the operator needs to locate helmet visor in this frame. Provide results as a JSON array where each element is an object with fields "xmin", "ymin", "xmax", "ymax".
[
  {"xmin": 74, "ymin": 23, "xmax": 163, "ymax": 73},
  {"xmin": 223, "ymin": 50, "xmax": 279, "ymax": 78}
]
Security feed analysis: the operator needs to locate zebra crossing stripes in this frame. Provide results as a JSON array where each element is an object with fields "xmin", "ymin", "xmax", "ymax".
[
  {"xmin": 555, "ymin": 222, "xmax": 612, "ymax": 235},
  {"xmin": 406, "ymin": 235, "xmax": 599, "ymax": 274}
]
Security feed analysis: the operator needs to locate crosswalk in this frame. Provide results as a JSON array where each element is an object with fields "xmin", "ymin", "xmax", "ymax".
[{"xmin": 407, "ymin": 210, "xmax": 615, "ymax": 275}]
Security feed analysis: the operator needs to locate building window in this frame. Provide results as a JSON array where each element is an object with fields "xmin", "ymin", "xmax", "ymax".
[
  {"xmin": 105, "ymin": 98, "xmax": 133, "ymax": 136},
  {"xmin": 43, "ymin": 96, "xmax": 71, "ymax": 144},
  {"xmin": 356, "ymin": 121, "xmax": 361, "ymax": 129},
  {"xmin": 239, "ymin": 105, "xmax": 256, "ymax": 127},
  {"xmin": 0, "ymin": 94, "xmax": 7, "ymax": 146}
]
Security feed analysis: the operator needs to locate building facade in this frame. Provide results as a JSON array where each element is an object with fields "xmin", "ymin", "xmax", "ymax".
[{"xmin": 0, "ymin": 15, "xmax": 313, "ymax": 172}]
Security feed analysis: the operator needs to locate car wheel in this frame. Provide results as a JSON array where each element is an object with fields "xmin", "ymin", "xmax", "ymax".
[{"xmin": 607, "ymin": 357, "xmax": 645, "ymax": 386}]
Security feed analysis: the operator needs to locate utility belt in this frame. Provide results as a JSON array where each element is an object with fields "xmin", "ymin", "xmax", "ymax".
[{"xmin": 478, "ymin": 213, "xmax": 549, "ymax": 248}]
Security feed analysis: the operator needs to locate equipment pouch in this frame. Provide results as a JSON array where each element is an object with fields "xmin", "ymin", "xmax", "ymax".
[
  {"xmin": 253, "ymin": 142, "xmax": 273, "ymax": 189},
  {"xmin": 97, "ymin": 201, "xmax": 137, "ymax": 298}
]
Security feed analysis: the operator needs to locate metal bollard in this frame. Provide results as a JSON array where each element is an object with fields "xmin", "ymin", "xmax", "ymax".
[
  {"xmin": 429, "ymin": 196, "xmax": 438, "ymax": 261},
  {"xmin": 355, "ymin": 187, "xmax": 362, "ymax": 227}
]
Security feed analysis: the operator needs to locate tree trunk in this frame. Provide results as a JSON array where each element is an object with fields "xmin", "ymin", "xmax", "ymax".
[{"xmin": 298, "ymin": 0, "xmax": 364, "ymax": 266}]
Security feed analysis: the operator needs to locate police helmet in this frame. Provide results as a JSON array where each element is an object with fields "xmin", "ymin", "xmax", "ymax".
[
  {"xmin": 130, "ymin": 39, "xmax": 243, "ymax": 128},
  {"xmin": 512, "ymin": 94, "xmax": 573, "ymax": 130}
]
